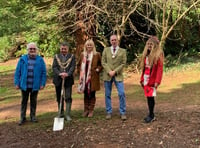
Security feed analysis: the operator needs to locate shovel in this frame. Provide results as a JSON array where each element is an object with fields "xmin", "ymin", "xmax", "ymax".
[{"xmin": 53, "ymin": 78, "xmax": 65, "ymax": 131}]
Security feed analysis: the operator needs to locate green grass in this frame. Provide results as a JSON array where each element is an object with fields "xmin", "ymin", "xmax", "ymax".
[
  {"xmin": 164, "ymin": 61, "xmax": 200, "ymax": 73},
  {"xmin": 0, "ymin": 87, "xmax": 20, "ymax": 104},
  {"xmin": 0, "ymin": 87, "xmax": 8, "ymax": 94},
  {"xmin": 0, "ymin": 65, "xmax": 15, "ymax": 74},
  {"xmin": 0, "ymin": 108, "xmax": 107, "ymax": 130},
  {"xmin": 1, "ymin": 59, "xmax": 200, "ymax": 126}
]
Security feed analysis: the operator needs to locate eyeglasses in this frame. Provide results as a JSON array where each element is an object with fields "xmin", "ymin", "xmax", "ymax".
[
  {"xmin": 29, "ymin": 48, "xmax": 36, "ymax": 50},
  {"xmin": 61, "ymin": 48, "xmax": 68, "ymax": 50}
]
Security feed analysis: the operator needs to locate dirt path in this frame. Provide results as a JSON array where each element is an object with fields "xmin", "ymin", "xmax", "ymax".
[
  {"xmin": 0, "ymin": 75, "xmax": 140, "ymax": 121},
  {"xmin": 1, "ymin": 58, "xmax": 200, "ymax": 148}
]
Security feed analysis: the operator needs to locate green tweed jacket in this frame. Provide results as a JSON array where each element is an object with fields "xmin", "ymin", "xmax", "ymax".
[{"xmin": 101, "ymin": 47, "xmax": 127, "ymax": 81}]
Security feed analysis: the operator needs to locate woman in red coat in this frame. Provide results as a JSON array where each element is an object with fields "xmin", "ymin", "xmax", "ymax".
[
  {"xmin": 140, "ymin": 36, "xmax": 164, "ymax": 123},
  {"xmin": 77, "ymin": 39, "xmax": 102, "ymax": 117}
]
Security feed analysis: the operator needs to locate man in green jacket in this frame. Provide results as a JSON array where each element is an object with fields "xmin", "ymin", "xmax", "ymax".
[{"xmin": 101, "ymin": 34, "xmax": 127, "ymax": 120}]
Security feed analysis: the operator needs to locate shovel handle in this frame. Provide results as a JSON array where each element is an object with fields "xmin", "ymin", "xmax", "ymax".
[
  {"xmin": 61, "ymin": 78, "xmax": 66, "ymax": 100},
  {"xmin": 59, "ymin": 78, "xmax": 65, "ymax": 116}
]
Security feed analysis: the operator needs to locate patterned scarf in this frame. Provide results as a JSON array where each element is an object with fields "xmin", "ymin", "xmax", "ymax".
[{"xmin": 78, "ymin": 52, "xmax": 93, "ymax": 94}]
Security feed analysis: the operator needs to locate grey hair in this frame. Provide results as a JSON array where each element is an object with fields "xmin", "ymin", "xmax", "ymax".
[
  {"xmin": 60, "ymin": 41, "xmax": 69, "ymax": 47},
  {"xmin": 27, "ymin": 42, "xmax": 38, "ymax": 50}
]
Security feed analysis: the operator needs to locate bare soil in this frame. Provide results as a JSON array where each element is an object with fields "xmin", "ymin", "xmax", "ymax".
[{"xmin": 0, "ymin": 58, "xmax": 200, "ymax": 148}]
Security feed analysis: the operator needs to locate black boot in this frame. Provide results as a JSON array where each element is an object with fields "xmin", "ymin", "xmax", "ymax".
[
  {"xmin": 144, "ymin": 97, "xmax": 155, "ymax": 123},
  {"xmin": 18, "ymin": 117, "xmax": 26, "ymax": 126},
  {"xmin": 65, "ymin": 103, "xmax": 72, "ymax": 121},
  {"xmin": 58, "ymin": 98, "xmax": 64, "ymax": 117}
]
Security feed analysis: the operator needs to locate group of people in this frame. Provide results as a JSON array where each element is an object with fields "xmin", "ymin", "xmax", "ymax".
[{"xmin": 14, "ymin": 34, "xmax": 164, "ymax": 126}]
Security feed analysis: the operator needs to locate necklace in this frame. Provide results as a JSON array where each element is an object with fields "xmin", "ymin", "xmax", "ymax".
[
  {"xmin": 55, "ymin": 54, "xmax": 73, "ymax": 71},
  {"xmin": 111, "ymin": 47, "xmax": 118, "ymax": 58}
]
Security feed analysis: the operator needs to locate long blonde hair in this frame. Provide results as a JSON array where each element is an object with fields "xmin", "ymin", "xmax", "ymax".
[
  {"xmin": 140, "ymin": 36, "xmax": 164, "ymax": 70},
  {"xmin": 83, "ymin": 39, "xmax": 97, "ymax": 55}
]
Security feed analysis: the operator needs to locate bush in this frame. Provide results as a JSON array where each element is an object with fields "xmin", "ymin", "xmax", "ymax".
[
  {"xmin": 14, "ymin": 48, "xmax": 27, "ymax": 57},
  {"xmin": 0, "ymin": 37, "xmax": 11, "ymax": 62},
  {"xmin": 0, "ymin": 50, "xmax": 9, "ymax": 62}
]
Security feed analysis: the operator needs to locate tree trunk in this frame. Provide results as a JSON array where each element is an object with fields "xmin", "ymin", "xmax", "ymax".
[
  {"xmin": 75, "ymin": 1, "xmax": 96, "ymax": 61},
  {"xmin": 75, "ymin": 12, "xmax": 87, "ymax": 61}
]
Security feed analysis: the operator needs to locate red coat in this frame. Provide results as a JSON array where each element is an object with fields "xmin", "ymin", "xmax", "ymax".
[{"xmin": 140, "ymin": 57, "xmax": 163, "ymax": 87}]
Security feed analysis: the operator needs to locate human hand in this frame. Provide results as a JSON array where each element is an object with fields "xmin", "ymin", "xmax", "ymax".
[
  {"xmin": 40, "ymin": 86, "xmax": 44, "ymax": 90},
  {"xmin": 154, "ymin": 83, "xmax": 159, "ymax": 88},
  {"xmin": 109, "ymin": 71, "xmax": 115, "ymax": 77},
  {"xmin": 16, "ymin": 85, "xmax": 19, "ymax": 89},
  {"xmin": 96, "ymin": 68, "xmax": 99, "ymax": 72},
  {"xmin": 59, "ymin": 72, "xmax": 68, "ymax": 79}
]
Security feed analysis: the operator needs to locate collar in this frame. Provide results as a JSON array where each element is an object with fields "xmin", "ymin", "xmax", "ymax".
[
  {"xmin": 111, "ymin": 46, "xmax": 119, "ymax": 50},
  {"xmin": 110, "ymin": 46, "xmax": 119, "ymax": 55},
  {"xmin": 28, "ymin": 54, "xmax": 36, "ymax": 59}
]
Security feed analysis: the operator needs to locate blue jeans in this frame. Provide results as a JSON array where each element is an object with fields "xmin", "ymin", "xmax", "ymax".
[{"xmin": 104, "ymin": 77, "xmax": 126, "ymax": 115}]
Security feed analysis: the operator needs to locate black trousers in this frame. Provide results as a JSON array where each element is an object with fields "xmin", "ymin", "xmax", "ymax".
[
  {"xmin": 55, "ymin": 85, "xmax": 72, "ymax": 103},
  {"xmin": 21, "ymin": 89, "xmax": 38, "ymax": 120},
  {"xmin": 84, "ymin": 89, "xmax": 96, "ymax": 99},
  {"xmin": 147, "ymin": 97, "xmax": 155, "ymax": 117}
]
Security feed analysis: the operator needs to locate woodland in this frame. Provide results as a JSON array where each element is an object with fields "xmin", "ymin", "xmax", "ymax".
[
  {"xmin": 0, "ymin": 0, "xmax": 200, "ymax": 66},
  {"xmin": 1, "ymin": 1, "xmax": 200, "ymax": 147}
]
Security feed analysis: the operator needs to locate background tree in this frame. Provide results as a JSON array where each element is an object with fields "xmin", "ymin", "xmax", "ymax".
[
  {"xmin": 0, "ymin": 0, "xmax": 199, "ymax": 66},
  {"xmin": 136, "ymin": 0, "xmax": 200, "ymax": 49},
  {"xmin": 58, "ymin": 0, "xmax": 97, "ymax": 60}
]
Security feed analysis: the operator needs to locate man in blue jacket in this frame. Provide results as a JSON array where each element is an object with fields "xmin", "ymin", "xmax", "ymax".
[{"xmin": 14, "ymin": 42, "xmax": 47, "ymax": 125}]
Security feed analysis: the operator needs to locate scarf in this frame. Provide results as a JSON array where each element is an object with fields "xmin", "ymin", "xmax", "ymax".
[{"xmin": 78, "ymin": 52, "xmax": 93, "ymax": 94}]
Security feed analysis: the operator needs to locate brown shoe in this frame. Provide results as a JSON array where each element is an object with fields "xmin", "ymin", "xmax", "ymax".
[
  {"xmin": 106, "ymin": 114, "xmax": 112, "ymax": 120},
  {"xmin": 121, "ymin": 114, "xmax": 127, "ymax": 121},
  {"xmin": 88, "ymin": 111, "xmax": 93, "ymax": 118},
  {"xmin": 82, "ymin": 111, "xmax": 89, "ymax": 117}
]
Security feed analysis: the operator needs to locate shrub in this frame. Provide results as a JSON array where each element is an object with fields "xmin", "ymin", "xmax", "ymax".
[{"xmin": 0, "ymin": 37, "xmax": 10, "ymax": 62}]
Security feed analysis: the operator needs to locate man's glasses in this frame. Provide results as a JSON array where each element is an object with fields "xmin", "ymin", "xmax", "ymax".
[
  {"xmin": 61, "ymin": 48, "xmax": 67, "ymax": 50},
  {"xmin": 29, "ymin": 48, "xmax": 36, "ymax": 50}
]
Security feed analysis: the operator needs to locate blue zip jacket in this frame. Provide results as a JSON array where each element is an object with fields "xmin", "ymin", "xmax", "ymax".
[{"xmin": 14, "ymin": 54, "xmax": 47, "ymax": 91}]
